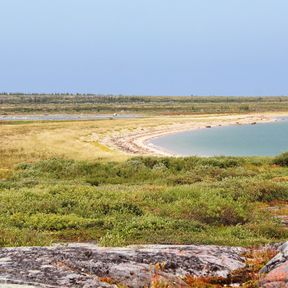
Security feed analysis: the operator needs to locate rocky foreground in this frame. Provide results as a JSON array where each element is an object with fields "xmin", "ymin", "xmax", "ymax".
[
  {"xmin": 0, "ymin": 242, "xmax": 287, "ymax": 287},
  {"xmin": 0, "ymin": 243, "xmax": 246, "ymax": 287},
  {"xmin": 260, "ymin": 242, "xmax": 288, "ymax": 287}
]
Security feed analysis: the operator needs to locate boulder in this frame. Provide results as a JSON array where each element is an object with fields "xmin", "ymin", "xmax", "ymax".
[{"xmin": 260, "ymin": 242, "xmax": 288, "ymax": 288}]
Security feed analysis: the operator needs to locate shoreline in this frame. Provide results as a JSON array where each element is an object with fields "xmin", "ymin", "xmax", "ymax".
[
  {"xmin": 0, "ymin": 113, "xmax": 140, "ymax": 122},
  {"xmin": 102, "ymin": 113, "xmax": 287, "ymax": 157}
]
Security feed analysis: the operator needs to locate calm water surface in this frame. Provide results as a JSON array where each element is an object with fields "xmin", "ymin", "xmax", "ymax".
[
  {"xmin": 150, "ymin": 119, "xmax": 288, "ymax": 156},
  {"xmin": 0, "ymin": 114, "xmax": 139, "ymax": 121}
]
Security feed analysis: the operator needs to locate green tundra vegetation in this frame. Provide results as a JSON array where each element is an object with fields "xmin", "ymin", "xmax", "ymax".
[
  {"xmin": 1, "ymin": 93, "xmax": 288, "ymax": 114},
  {"xmin": 1, "ymin": 94, "xmax": 288, "ymax": 248},
  {"xmin": 1, "ymin": 154, "xmax": 288, "ymax": 247}
]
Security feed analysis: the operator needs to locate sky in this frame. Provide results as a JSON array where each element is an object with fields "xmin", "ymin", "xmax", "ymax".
[{"xmin": 0, "ymin": 0, "xmax": 288, "ymax": 96}]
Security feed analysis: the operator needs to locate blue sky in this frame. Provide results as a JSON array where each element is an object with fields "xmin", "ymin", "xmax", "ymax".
[{"xmin": 1, "ymin": 0, "xmax": 287, "ymax": 96}]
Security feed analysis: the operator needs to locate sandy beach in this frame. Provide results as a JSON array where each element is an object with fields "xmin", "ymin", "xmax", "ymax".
[{"xmin": 101, "ymin": 113, "xmax": 286, "ymax": 157}]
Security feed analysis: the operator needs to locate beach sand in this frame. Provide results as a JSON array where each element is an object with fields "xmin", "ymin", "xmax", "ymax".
[{"xmin": 101, "ymin": 113, "xmax": 285, "ymax": 157}]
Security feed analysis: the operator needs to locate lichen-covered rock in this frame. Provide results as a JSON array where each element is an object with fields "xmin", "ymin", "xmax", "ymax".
[
  {"xmin": 260, "ymin": 262, "xmax": 288, "ymax": 288},
  {"xmin": 0, "ymin": 243, "xmax": 246, "ymax": 288},
  {"xmin": 260, "ymin": 242, "xmax": 288, "ymax": 288}
]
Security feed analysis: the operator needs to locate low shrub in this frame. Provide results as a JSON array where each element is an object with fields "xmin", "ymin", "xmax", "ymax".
[
  {"xmin": 176, "ymin": 196, "xmax": 250, "ymax": 226},
  {"xmin": 8, "ymin": 213, "xmax": 103, "ymax": 231},
  {"xmin": 219, "ymin": 179, "xmax": 288, "ymax": 202},
  {"xmin": 273, "ymin": 152, "xmax": 288, "ymax": 167},
  {"xmin": 1, "ymin": 155, "xmax": 288, "ymax": 247}
]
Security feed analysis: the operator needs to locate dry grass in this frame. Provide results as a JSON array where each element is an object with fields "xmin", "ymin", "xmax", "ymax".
[
  {"xmin": 0, "ymin": 119, "xmax": 129, "ymax": 177},
  {"xmin": 0, "ymin": 114, "xmax": 248, "ymax": 178}
]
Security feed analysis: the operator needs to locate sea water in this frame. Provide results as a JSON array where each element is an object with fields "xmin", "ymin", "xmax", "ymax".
[{"xmin": 150, "ymin": 118, "xmax": 288, "ymax": 156}]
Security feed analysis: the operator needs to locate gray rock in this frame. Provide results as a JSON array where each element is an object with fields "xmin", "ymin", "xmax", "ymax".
[
  {"xmin": 260, "ymin": 241, "xmax": 288, "ymax": 274},
  {"xmin": 0, "ymin": 243, "xmax": 247, "ymax": 288}
]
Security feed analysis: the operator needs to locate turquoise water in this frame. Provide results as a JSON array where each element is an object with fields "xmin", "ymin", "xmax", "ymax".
[{"xmin": 150, "ymin": 119, "xmax": 288, "ymax": 156}]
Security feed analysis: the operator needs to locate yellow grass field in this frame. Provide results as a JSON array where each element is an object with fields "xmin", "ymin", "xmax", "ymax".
[{"xmin": 0, "ymin": 116, "xmax": 186, "ymax": 177}]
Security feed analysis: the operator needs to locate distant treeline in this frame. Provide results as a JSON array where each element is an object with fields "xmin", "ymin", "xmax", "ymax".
[{"xmin": 1, "ymin": 94, "xmax": 288, "ymax": 114}]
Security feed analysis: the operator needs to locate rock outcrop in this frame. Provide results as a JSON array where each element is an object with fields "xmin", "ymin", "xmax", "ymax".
[
  {"xmin": 260, "ymin": 242, "xmax": 288, "ymax": 288},
  {"xmin": 0, "ymin": 243, "xmax": 246, "ymax": 288}
]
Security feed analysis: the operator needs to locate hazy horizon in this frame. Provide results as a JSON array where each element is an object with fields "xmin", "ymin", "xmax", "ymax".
[
  {"xmin": 2, "ymin": 92, "xmax": 288, "ymax": 97},
  {"xmin": 1, "ymin": 0, "xmax": 287, "ymax": 96}
]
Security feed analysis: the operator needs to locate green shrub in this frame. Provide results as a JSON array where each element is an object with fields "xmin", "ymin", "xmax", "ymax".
[
  {"xmin": 96, "ymin": 203, "xmax": 143, "ymax": 216},
  {"xmin": 273, "ymin": 152, "xmax": 288, "ymax": 167},
  {"xmin": 247, "ymin": 221, "xmax": 288, "ymax": 239},
  {"xmin": 219, "ymin": 179, "xmax": 288, "ymax": 202},
  {"xmin": 176, "ymin": 196, "xmax": 250, "ymax": 226},
  {"xmin": 0, "ymin": 227, "xmax": 51, "ymax": 247},
  {"xmin": 246, "ymin": 181, "xmax": 288, "ymax": 202},
  {"xmin": 1, "ymin": 155, "xmax": 288, "ymax": 247},
  {"xmin": 8, "ymin": 213, "xmax": 103, "ymax": 231},
  {"xmin": 99, "ymin": 215, "xmax": 205, "ymax": 246}
]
